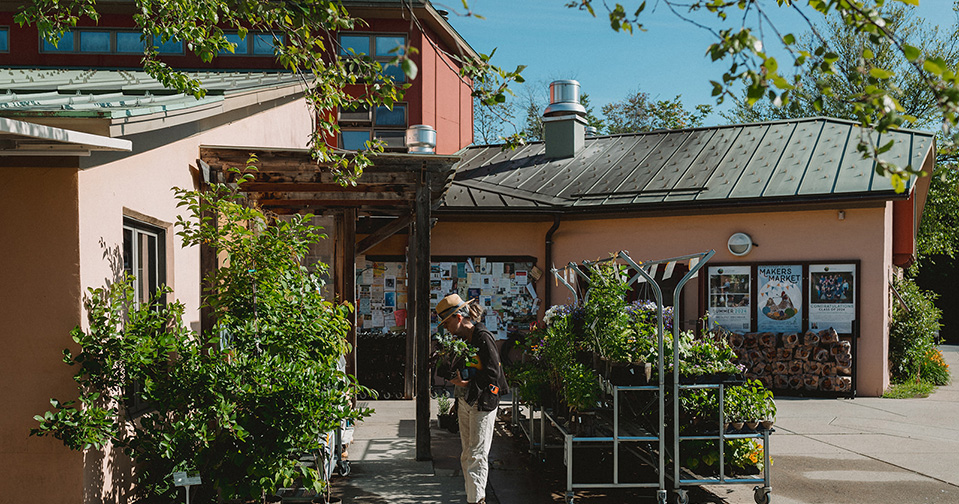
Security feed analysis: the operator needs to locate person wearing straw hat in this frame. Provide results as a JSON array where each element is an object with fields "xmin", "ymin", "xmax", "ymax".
[{"xmin": 434, "ymin": 293, "xmax": 508, "ymax": 504}]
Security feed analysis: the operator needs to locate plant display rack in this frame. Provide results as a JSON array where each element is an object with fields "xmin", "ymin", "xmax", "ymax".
[{"xmin": 510, "ymin": 250, "xmax": 772, "ymax": 504}]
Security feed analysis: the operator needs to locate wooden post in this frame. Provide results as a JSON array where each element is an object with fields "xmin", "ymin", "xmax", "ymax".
[
  {"xmin": 197, "ymin": 160, "xmax": 217, "ymax": 340},
  {"xmin": 414, "ymin": 168, "xmax": 432, "ymax": 461},
  {"xmin": 343, "ymin": 207, "xmax": 358, "ymax": 378},
  {"xmin": 404, "ymin": 213, "xmax": 416, "ymax": 399}
]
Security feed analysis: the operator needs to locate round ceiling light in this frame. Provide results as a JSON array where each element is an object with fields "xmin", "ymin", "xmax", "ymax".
[{"xmin": 727, "ymin": 232, "xmax": 753, "ymax": 256}]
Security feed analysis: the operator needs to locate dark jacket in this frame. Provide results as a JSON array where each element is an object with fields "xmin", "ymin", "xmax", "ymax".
[{"xmin": 465, "ymin": 322, "xmax": 510, "ymax": 411}]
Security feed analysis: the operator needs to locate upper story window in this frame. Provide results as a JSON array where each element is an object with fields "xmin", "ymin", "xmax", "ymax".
[
  {"xmin": 219, "ymin": 31, "xmax": 286, "ymax": 56},
  {"xmin": 123, "ymin": 218, "xmax": 166, "ymax": 306},
  {"xmin": 339, "ymin": 103, "xmax": 408, "ymax": 152},
  {"xmin": 0, "ymin": 28, "xmax": 8, "ymax": 53},
  {"xmin": 338, "ymin": 33, "xmax": 407, "ymax": 82},
  {"xmin": 40, "ymin": 29, "xmax": 184, "ymax": 55}
]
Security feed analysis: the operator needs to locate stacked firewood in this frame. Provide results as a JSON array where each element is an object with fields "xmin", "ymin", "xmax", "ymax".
[{"xmin": 727, "ymin": 328, "xmax": 852, "ymax": 393}]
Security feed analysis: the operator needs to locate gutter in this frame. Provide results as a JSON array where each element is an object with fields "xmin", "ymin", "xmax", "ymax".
[{"xmin": 544, "ymin": 214, "xmax": 561, "ymax": 309}]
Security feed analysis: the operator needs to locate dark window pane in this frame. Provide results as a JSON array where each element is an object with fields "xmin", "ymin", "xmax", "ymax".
[
  {"xmin": 123, "ymin": 228, "xmax": 133, "ymax": 276},
  {"xmin": 253, "ymin": 33, "xmax": 281, "ymax": 55},
  {"xmin": 79, "ymin": 31, "xmax": 111, "ymax": 52},
  {"xmin": 42, "ymin": 31, "xmax": 74, "ymax": 52},
  {"xmin": 379, "ymin": 64, "xmax": 406, "ymax": 83},
  {"xmin": 375, "ymin": 105, "xmax": 406, "ymax": 127},
  {"xmin": 222, "ymin": 33, "xmax": 248, "ymax": 55},
  {"xmin": 374, "ymin": 35, "xmax": 405, "ymax": 57},
  {"xmin": 116, "ymin": 32, "xmax": 145, "ymax": 53},
  {"xmin": 0, "ymin": 29, "xmax": 8, "ymax": 52},
  {"xmin": 340, "ymin": 105, "xmax": 371, "ymax": 123},
  {"xmin": 341, "ymin": 130, "xmax": 372, "ymax": 150},
  {"xmin": 374, "ymin": 130, "xmax": 406, "ymax": 149},
  {"xmin": 154, "ymin": 38, "xmax": 182, "ymax": 54},
  {"xmin": 339, "ymin": 34, "xmax": 369, "ymax": 56}
]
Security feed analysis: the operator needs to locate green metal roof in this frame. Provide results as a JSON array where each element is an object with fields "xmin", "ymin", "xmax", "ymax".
[
  {"xmin": 442, "ymin": 117, "xmax": 935, "ymax": 213},
  {"xmin": 0, "ymin": 68, "xmax": 303, "ymax": 118}
]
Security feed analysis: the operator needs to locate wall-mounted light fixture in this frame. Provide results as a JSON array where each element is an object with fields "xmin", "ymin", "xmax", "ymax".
[
  {"xmin": 838, "ymin": 210, "xmax": 846, "ymax": 220},
  {"xmin": 727, "ymin": 232, "xmax": 755, "ymax": 256}
]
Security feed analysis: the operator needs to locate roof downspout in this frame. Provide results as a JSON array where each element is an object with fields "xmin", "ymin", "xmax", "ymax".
[{"xmin": 544, "ymin": 214, "xmax": 561, "ymax": 310}]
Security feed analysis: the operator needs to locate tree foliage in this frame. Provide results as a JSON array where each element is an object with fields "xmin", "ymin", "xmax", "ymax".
[
  {"xmin": 720, "ymin": 4, "xmax": 959, "ymax": 263},
  {"xmin": 32, "ymin": 175, "xmax": 371, "ymax": 502},
  {"xmin": 603, "ymin": 88, "xmax": 711, "ymax": 134},
  {"xmin": 562, "ymin": 0, "xmax": 959, "ymax": 185}
]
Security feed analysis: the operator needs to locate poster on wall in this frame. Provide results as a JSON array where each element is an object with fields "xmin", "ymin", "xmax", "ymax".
[
  {"xmin": 358, "ymin": 258, "xmax": 538, "ymax": 339},
  {"xmin": 707, "ymin": 265, "xmax": 752, "ymax": 332},
  {"xmin": 809, "ymin": 263, "xmax": 856, "ymax": 334},
  {"xmin": 757, "ymin": 264, "xmax": 803, "ymax": 333}
]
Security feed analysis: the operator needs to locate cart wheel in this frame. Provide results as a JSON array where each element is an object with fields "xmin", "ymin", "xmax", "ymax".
[
  {"xmin": 675, "ymin": 489, "xmax": 689, "ymax": 504},
  {"xmin": 565, "ymin": 491, "xmax": 575, "ymax": 504},
  {"xmin": 337, "ymin": 460, "xmax": 351, "ymax": 477},
  {"xmin": 656, "ymin": 490, "xmax": 667, "ymax": 504},
  {"xmin": 753, "ymin": 486, "xmax": 770, "ymax": 504}
]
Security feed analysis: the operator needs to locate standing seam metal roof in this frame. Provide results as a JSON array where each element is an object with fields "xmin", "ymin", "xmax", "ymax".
[
  {"xmin": 442, "ymin": 117, "xmax": 935, "ymax": 212},
  {"xmin": 0, "ymin": 68, "xmax": 304, "ymax": 118}
]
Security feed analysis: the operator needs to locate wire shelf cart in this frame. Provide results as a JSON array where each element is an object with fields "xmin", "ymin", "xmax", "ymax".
[{"xmin": 509, "ymin": 250, "xmax": 772, "ymax": 504}]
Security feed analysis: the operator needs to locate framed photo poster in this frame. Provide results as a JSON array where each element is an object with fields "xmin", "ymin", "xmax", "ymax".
[
  {"xmin": 809, "ymin": 263, "xmax": 856, "ymax": 333},
  {"xmin": 756, "ymin": 264, "xmax": 803, "ymax": 333},
  {"xmin": 707, "ymin": 265, "xmax": 751, "ymax": 332}
]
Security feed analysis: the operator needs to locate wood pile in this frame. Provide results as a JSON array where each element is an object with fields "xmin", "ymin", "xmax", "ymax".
[{"xmin": 727, "ymin": 328, "xmax": 852, "ymax": 393}]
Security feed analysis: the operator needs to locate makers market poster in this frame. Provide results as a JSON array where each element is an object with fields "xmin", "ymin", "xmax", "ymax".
[
  {"xmin": 707, "ymin": 266, "xmax": 751, "ymax": 332},
  {"xmin": 809, "ymin": 264, "xmax": 856, "ymax": 334},
  {"xmin": 757, "ymin": 265, "xmax": 803, "ymax": 333}
]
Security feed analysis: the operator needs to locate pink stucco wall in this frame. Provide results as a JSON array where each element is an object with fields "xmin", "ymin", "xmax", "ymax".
[
  {"xmin": 0, "ymin": 97, "xmax": 315, "ymax": 504},
  {"xmin": 425, "ymin": 204, "xmax": 894, "ymax": 396},
  {"xmin": 0, "ymin": 163, "xmax": 85, "ymax": 503}
]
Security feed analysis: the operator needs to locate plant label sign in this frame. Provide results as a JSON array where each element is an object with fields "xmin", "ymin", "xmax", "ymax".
[{"xmin": 173, "ymin": 472, "xmax": 202, "ymax": 487}]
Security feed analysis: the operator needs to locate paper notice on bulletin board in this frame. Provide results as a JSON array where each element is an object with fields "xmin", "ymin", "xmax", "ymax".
[
  {"xmin": 707, "ymin": 265, "xmax": 751, "ymax": 333},
  {"xmin": 757, "ymin": 264, "xmax": 802, "ymax": 333},
  {"xmin": 809, "ymin": 263, "xmax": 856, "ymax": 334}
]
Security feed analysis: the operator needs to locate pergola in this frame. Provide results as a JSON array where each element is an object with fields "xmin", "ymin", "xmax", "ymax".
[{"xmin": 198, "ymin": 145, "xmax": 459, "ymax": 460}]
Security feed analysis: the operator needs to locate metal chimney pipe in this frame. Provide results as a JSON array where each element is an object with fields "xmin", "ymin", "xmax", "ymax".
[
  {"xmin": 406, "ymin": 125, "xmax": 436, "ymax": 154},
  {"xmin": 543, "ymin": 80, "xmax": 586, "ymax": 117}
]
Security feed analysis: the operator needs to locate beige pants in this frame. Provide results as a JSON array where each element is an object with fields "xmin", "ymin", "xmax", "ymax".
[{"xmin": 458, "ymin": 399, "xmax": 496, "ymax": 503}]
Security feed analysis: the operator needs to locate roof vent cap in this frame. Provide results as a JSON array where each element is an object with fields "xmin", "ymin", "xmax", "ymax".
[
  {"xmin": 543, "ymin": 80, "xmax": 586, "ymax": 117},
  {"xmin": 406, "ymin": 124, "xmax": 436, "ymax": 154}
]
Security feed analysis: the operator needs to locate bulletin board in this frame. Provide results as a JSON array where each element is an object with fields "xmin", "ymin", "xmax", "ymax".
[{"xmin": 358, "ymin": 255, "xmax": 541, "ymax": 339}]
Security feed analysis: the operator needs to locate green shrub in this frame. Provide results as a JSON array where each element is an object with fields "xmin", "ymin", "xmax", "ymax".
[
  {"xmin": 31, "ymin": 174, "xmax": 372, "ymax": 502},
  {"xmin": 889, "ymin": 276, "xmax": 943, "ymax": 382}
]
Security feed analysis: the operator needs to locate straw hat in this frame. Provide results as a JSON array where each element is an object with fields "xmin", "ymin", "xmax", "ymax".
[{"xmin": 435, "ymin": 293, "xmax": 475, "ymax": 324}]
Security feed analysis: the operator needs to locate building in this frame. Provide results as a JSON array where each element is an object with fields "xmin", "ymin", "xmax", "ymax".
[
  {"xmin": 371, "ymin": 81, "xmax": 934, "ymax": 399},
  {"xmin": 0, "ymin": 1, "xmax": 476, "ymax": 502}
]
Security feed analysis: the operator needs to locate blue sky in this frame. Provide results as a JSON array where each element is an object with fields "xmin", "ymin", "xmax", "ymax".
[{"xmin": 445, "ymin": 0, "xmax": 958, "ymax": 128}]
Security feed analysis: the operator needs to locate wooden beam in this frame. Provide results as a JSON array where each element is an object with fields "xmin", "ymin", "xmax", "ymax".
[
  {"xmin": 254, "ymin": 198, "xmax": 412, "ymax": 208},
  {"xmin": 241, "ymin": 182, "xmax": 414, "ymax": 193},
  {"xmin": 403, "ymin": 213, "xmax": 415, "ymax": 400},
  {"xmin": 252, "ymin": 191, "xmax": 417, "ymax": 202},
  {"xmin": 356, "ymin": 214, "xmax": 415, "ymax": 256},
  {"xmin": 414, "ymin": 169, "xmax": 432, "ymax": 461},
  {"xmin": 342, "ymin": 208, "xmax": 358, "ymax": 382}
]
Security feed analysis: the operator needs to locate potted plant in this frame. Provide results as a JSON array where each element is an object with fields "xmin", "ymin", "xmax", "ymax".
[
  {"xmin": 759, "ymin": 385, "xmax": 777, "ymax": 430},
  {"xmin": 724, "ymin": 385, "xmax": 746, "ymax": 431},
  {"xmin": 436, "ymin": 395, "xmax": 457, "ymax": 432}
]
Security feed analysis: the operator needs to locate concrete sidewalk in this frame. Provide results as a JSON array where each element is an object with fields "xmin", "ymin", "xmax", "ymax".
[
  {"xmin": 712, "ymin": 344, "xmax": 959, "ymax": 504},
  {"xmin": 330, "ymin": 345, "xmax": 959, "ymax": 504}
]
